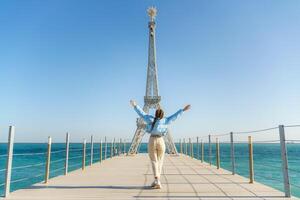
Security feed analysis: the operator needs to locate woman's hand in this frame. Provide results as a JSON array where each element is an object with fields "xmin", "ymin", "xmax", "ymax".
[
  {"xmin": 130, "ymin": 99, "xmax": 137, "ymax": 107},
  {"xmin": 183, "ymin": 104, "xmax": 191, "ymax": 112}
]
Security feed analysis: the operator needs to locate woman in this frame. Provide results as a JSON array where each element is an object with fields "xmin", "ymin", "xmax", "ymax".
[{"xmin": 130, "ymin": 100, "xmax": 191, "ymax": 189}]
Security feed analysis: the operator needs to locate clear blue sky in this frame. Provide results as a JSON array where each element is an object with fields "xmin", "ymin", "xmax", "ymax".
[{"xmin": 0, "ymin": 0, "xmax": 299, "ymax": 142}]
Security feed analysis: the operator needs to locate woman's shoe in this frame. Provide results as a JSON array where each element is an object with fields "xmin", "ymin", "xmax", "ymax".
[
  {"xmin": 156, "ymin": 180, "xmax": 162, "ymax": 189},
  {"xmin": 151, "ymin": 179, "xmax": 158, "ymax": 188},
  {"xmin": 152, "ymin": 180, "xmax": 162, "ymax": 189}
]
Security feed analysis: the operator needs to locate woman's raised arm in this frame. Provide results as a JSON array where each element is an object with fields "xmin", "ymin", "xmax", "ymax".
[
  {"xmin": 165, "ymin": 104, "xmax": 191, "ymax": 125},
  {"xmin": 130, "ymin": 100, "xmax": 152, "ymax": 123}
]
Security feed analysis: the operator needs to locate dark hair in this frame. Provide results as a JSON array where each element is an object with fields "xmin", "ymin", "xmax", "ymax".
[{"xmin": 151, "ymin": 109, "xmax": 164, "ymax": 131}]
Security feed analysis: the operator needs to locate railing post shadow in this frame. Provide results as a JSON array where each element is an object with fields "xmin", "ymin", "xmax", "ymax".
[
  {"xmin": 45, "ymin": 136, "xmax": 52, "ymax": 183},
  {"xmin": 279, "ymin": 125, "xmax": 291, "ymax": 197},
  {"xmin": 248, "ymin": 136, "xmax": 254, "ymax": 183},
  {"xmin": 4, "ymin": 126, "xmax": 15, "ymax": 197},
  {"xmin": 65, "ymin": 132, "xmax": 70, "ymax": 175}
]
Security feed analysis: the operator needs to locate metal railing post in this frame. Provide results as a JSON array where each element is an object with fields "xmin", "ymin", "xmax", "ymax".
[
  {"xmin": 100, "ymin": 139, "xmax": 103, "ymax": 163},
  {"xmin": 185, "ymin": 138, "xmax": 188, "ymax": 155},
  {"xmin": 197, "ymin": 137, "xmax": 199, "ymax": 159},
  {"xmin": 279, "ymin": 125, "xmax": 291, "ymax": 197},
  {"xmin": 182, "ymin": 138, "xmax": 185, "ymax": 154},
  {"xmin": 209, "ymin": 135, "xmax": 212, "ymax": 165},
  {"xmin": 124, "ymin": 139, "xmax": 126, "ymax": 155},
  {"xmin": 90, "ymin": 135, "xmax": 93, "ymax": 165},
  {"xmin": 113, "ymin": 138, "xmax": 116, "ymax": 156},
  {"xmin": 82, "ymin": 139, "xmax": 86, "ymax": 170},
  {"xmin": 119, "ymin": 138, "xmax": 121, "ymax": 155},
  {"xmin": 4, "ymin": 126, "xmax": 15, "ymax": 197},
  {"xmin": 180, "ymin": 139, "xmax": 183, "ymax": 154},
  {"xmin": 45, "ymin": 136, "xmax": 52, "ymax": 183},
  {"xmin": 104, "ymin": 136, "xmax": 107, "ymax": 160},
  {"xmin": 65, "ymin": 132, "xmax": 70, "ymax": 175},
  {"xmin": 189, "ymin": 138, "xmax": 192, "ymax": 157},
  {"xmin": 216, "ymin": 138, "xmax": 220, "ymax": 169},
  {"xmin": 230, "ymin": 132, "xmax": 235, "ymax": 175},
  {"xmin": 201, "ymin": 140, "xmax": 204, "ymax": 163},
  {"xmin": 191, "ymin": 139, "xmax": 194, "ymax": 158},
  {"xmin": 110, "ymin": 139, "xmax": 113, "ymax": 158},
  {"xmin": 248, "ymin": 136, "xmax": 254, "ymax": 183}
]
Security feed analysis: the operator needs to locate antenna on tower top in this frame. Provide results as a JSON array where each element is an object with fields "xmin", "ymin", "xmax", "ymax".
[{"xmin": 147, "ymin": 6, "xmax": 157, "ymax": 21}]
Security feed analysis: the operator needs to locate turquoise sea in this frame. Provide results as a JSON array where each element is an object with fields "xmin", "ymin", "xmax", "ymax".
[{"xmin": 0, "ymin": 143, "xmax": 299, "ymax": 197}]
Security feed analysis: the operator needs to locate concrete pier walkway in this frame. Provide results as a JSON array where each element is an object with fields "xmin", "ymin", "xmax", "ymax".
[{"xmin": 4, "ymin": 154, "xmax": 297, "ymax": 200}]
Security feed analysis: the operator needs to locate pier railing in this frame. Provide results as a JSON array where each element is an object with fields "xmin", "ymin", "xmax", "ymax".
[
  {"xmin": 178, "ymin": 124, "xmax": 300, "ymax": 198},
  {"xmin": 0, "ymin": 127, "xmax": 128, "ymax": 197}
]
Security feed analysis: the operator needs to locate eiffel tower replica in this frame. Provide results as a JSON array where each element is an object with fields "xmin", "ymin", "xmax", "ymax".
[{"xmin": 127, "ymin": 7, "xmax": 178, "ymax": 155}]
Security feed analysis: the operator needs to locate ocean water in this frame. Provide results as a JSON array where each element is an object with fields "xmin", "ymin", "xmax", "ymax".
[{"xmin": 0, "ymin": 143, "xmax": 299, "ymax": 197}]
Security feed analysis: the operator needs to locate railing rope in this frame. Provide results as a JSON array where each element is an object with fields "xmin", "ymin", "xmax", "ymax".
[
  {"xmin": 4, "ymin": 126, "xmax": 15, "ymax": 197},
  {"xmin": 44, "ymin": 136, "xmax": 52, "ymax": 184},
  {"xmin": 82, "ymin": 139, "xmax": 86, "ymax": 170},
  {"xmin": 65, "ymin": 132, "xmax": 70, "ymax": 175},
  {"xmin": 248, "ymin": 136, "xmax": 254, "ymax": 183},
  {"xmin": 230, "ymin": 132, "xmax": 235, "ymax": 175},
  {"xmin": 279, "ymin": 125, "xmax": 291, "ymax": 197}
]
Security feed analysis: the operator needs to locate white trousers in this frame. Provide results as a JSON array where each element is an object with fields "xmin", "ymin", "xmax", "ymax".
[{"xmin": 148, "ymin": 136, "xmax": 166, "ymax": 179}]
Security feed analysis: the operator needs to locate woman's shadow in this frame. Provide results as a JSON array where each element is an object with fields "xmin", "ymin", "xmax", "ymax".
[{"xmin": 29, "ymin": 185, "xmax": 153, "ymax": 190}]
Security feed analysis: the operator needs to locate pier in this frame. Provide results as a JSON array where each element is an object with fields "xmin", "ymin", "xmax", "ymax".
[
  {"xmin": 1, "ymin": 125, "xmax": 300, "ymax": 199},
  {"xmin": 2, "ymin": 154, "xmax": 291, "ymax": 200}
]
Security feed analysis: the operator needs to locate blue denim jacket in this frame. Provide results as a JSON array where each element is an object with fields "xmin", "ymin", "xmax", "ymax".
[{"xmin": 133, "ymin": 105, "xmax": 184, "ymax": 136}]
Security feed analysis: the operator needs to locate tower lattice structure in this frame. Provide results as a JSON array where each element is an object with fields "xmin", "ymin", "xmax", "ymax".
[{"xmin": 127, "ymin": 7, "xmax": 178, "ymax": 155}]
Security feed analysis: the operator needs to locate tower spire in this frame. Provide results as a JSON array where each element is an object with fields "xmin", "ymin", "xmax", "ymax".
[{"xmin": 147, "ymin": 6, "xmax": 157, "ymax": 22}]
